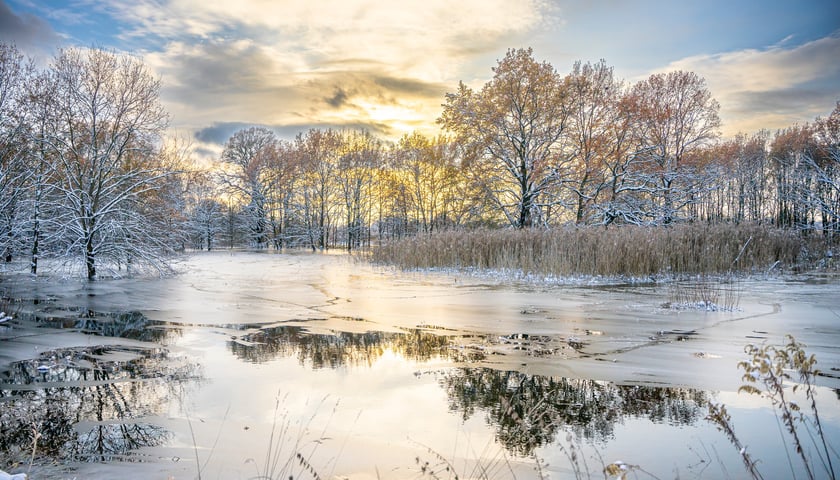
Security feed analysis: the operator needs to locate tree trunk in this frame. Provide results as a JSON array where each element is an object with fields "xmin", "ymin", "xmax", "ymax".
[
  {"xmin": 30, "ymin": 219, "xmax": 38, "ymax": 275},
  {"xmin": 518, "ymin": 191, "xmax": 533, "ymax": 229},
  {"xmin": 575, "ymin": 194, "xmax": 585, "ymax": 224},
  {"xmin": 86, "ymin": 235, "xmax": 96, "ymax": 280}
]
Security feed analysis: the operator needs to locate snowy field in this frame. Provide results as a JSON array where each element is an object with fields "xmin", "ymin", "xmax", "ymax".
[{"xmin": 1, "ymin": 251, "xmax": 839, "ymax": 479}]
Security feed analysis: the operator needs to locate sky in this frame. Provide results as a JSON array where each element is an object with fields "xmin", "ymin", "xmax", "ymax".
[{"xmin": 2, "ymin": 0, "xmax": 839, "ymax": 159}]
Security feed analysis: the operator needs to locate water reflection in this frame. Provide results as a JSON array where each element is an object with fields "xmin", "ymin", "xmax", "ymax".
[
  {"xmin": 229, "ymin": 325, "xmax": 708, "ymax": 458},
  {"xmin": 441, "ymin": 368, "xmax": 708, "ymax": 456},
  {"xmin": 229, "ymin": 325, "xmax": 473, "ymax": 367},
  {"xmin": 19, "ymin": 306, "xmax": 178, "ymax": 344},
  {"xmin": 0, "ymin": 346, "xmax": 200, "ymax": 462}
]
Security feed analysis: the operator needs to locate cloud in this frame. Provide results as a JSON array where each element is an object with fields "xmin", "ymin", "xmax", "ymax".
[
  {"xmin": 194, "ymin": 122, "xmax": 259, "ymax": 145},
  {"xmin": 0, "ymin": 0, "xmax": 59, "ymax": 49},
  {"xmin": 146, "ymin": 41, "xmax": 303, "ymax": 126},
  {"xmin": 145, "ymin": 35, "xmax": 454, "ymax": 144},
  {"xmin": 657, "ymin": 31, "xmax": 840, "ymax": 135},
  {"xmin": 373, "ymin": 75, "xmax": 449, "ymax": 99},
  {"xmin": 84, "ymin": 0, "xmax": 552, "ymax": 141},
  {"xmin": 98, "ymin": 0, "xmax": 548, "ymax": 81},
  {"xmin": 324, "ymin": 87, "xmax": 350, "ymax": 108},
  {"xmin": 194, "ymin": 120, "xmax": 395, "ymax": 148}
]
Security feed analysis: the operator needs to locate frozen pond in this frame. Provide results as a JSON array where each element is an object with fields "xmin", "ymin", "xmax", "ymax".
[{"xmin": 1, "ymin": 251, "xmax": 839, "ymax": 479}]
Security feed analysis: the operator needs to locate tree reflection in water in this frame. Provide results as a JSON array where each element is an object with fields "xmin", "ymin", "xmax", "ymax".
[
  {"xmin": 24, "ymin": 308, "xmax": 177, "ymax": 344},
  {"xmin": 230, "ymin": 325, "xmax": 708, "ymax": 458},
  {"xmin": 229, "ymin": 325, "xmax": 463, "ymax": 367},
  {"xmin": 0, "ymin": 345, "xmax": 200, "ymax": 463},
  {"xmin": 441, "ymin": 368, "xmax": 708, "ymax": 456}
]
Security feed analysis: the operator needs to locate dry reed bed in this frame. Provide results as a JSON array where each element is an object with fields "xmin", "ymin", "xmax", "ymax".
[{"xmin": 371, "ymin": 224, "xmax": 806, "ymax": 277}]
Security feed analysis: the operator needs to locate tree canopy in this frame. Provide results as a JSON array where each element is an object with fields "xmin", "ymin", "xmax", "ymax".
[{"xmin": 1, "ymin": 42, "xmax": 838, "ymax": 277}]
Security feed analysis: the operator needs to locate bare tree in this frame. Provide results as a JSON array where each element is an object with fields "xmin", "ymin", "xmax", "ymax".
[
  {"xmin": 337, "ymin": 130, "xmax": 379, "ymax": 251},
  {"xmin": 563, "ymin": 60, "xmax": 625, "ymax": 224},
  {"xmin": 801, "ymin": 102, "xmax": 840, "ymax": 241},
  {"xmin": 625, "ymin": 71, "xmax": 721, "ymax": 224},
  {"xmin": 440, "ymin": 48, "xmax": 572, "ymax": 228},
  {"xmin": 0, "ymin": 43, "xmax": 32, "ymax": 263},
  {"xmin": 392, "ymin": 132, "xmax": 461, "ymax": 234},
  {"xmin": 44, "ymin": 47, "xmax": 172, "ymax": 279},
  {"xmin": 693, "ymin": 133, "xmax": 769, "ymax": 224},
  {"xmin": 770, "ymin": 125, "xmax": 817, "ymax": 230},
  {"xmin": 262, "ymin": 139, "xmax": 298, "ymax": 249},
  {"xmin": 296, "ymin": 128, "xmax": 341, "ymax": 249},
  {"xmin": 219, "ymin": 126, "xmax": 278, "ymax": 248},
  {"xmin": 20, "ymin": 67, "xmax": 60, "ymax": 274}
]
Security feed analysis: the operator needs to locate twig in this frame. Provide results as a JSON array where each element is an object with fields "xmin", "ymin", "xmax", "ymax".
[
  {"xmin": 28, "ymin": 422, "xmax": 41, "ymax": 476},
  {"xmin": 731, "ymin": 236, "xmax": 753, "ymax": 268}
]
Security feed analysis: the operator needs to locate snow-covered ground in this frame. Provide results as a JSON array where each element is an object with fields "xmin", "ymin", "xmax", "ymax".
[{"xmin": 1, "ymin": 251, "xmax": 838, "ymax": 479}]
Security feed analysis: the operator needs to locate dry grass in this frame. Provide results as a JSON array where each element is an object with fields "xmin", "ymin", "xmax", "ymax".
[
  {"xmin": 665, "ymin": 275, "xmax": 743, "ymax": 311},
  {"xmin": 708, "ymin": 335, "xmax": 838, "ymax": 480},
  {"xmin": 371, "ymin": 223, "xmax": 807, "ymax": 278}
]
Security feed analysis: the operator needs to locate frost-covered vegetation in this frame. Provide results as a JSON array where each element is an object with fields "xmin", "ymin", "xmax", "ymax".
[
  {"xmin": 709, "ymin": 336, "xmax": 838, "ymax": 480},
  {"xmin": 201, "ymin": 52, "xmax": 839, "ymax": 255},
  {"xmin": 371, "ymin": 223, "xmax": 812, "ymax": 277},
  {"xmin": 1, "ymin": 44, "xmax": 838, "ymax": 278},
  {"xmin": 0, "ymin": 44, "xmax": 186, "ymax": 279}
]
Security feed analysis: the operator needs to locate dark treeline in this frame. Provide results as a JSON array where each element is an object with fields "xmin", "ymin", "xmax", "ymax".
[{"xmin": 1, "ymin": 44, "xmax": 838, "ymax": 278}]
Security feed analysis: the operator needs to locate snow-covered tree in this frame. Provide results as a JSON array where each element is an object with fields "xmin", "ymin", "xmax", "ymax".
[
  {"xmin": 44, "ymin": 47, "xmax": 173, "ymax": 279},
  {"xmin": 563, "ymin": 60, "xmax": 625, "ymax": 224},
  {"xmin": 690, "ymin": 132, "xmax": 769, "ymax": 224},
  {"xmin": 219, "ymin": 127, "xmax": 277, "ymax": 248},
  {"xmin": 20, "ymin": 68, "xmax": 60, "ymax": 274},
  {"xmin": 440, "ymin": 48, "xmax": 572, "ymax": 228},
  {"xmin": 0, "ymin": 44, "xmax": 31, "ymax": 263},
  {"xmin": 789, "ymin": 102, "xmax": 840, "ymax": 240},
  {"xmin": 337, "ymin": 130, "xmax": 380, "ymax": 250},
  {"xmin": 295, "ymin": 128, "xmax": 341, "ymax": 249},
  {"xmin": 185, "ymin": 172, "xmax": 225, "ymax": 250},
  {"xmin": 262, "ymin": 139, "xmax": 298, "ymax": 249},
  {"xmin": 770, "ymin": 125, "xmax": 817, "ymax": 230},
  {"xmin": 391, "ymin": 132, "xmax": 462, "ymax": 234},
  {"xmin": 624, "ymin": 71, "xmax": 721, "ymax": 224},
  {"xmin": 810, "ymin": 102, "xmax": 840, "ymax": 240}
]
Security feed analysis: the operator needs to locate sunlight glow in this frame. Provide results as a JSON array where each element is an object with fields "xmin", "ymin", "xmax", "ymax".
[{"xmin": 358, "ymin": 102, "xmax": 420, "ymax": 124}]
